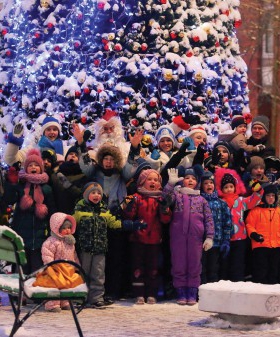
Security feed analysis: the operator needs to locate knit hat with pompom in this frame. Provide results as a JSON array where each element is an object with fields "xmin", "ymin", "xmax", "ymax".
[{"xmin": 24, "ymin": 149, "xmax": 44, "ymax": 173}]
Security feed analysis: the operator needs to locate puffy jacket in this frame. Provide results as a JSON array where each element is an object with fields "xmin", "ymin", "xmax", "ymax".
[{"xmin": 246, "ymin": 205, "xmax": 280, "ymax": 249}]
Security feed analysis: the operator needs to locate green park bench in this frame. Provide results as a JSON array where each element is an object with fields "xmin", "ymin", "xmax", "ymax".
[{"xmin": 0, "ymin": 225, "xmax": 88, "ymax": 337}]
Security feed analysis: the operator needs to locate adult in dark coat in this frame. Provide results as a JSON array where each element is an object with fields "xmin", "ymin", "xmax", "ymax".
[{"xmin": 247, "ymin": 115, "xmax": 275, "ymax": 158}]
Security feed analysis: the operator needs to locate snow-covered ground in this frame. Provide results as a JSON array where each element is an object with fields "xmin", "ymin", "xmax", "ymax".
[{"xmin": 1, "ymin": 299, "xmax": 280, "ymax": 337}]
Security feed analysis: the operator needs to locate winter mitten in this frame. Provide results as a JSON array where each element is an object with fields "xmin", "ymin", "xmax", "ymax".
[
  {"xmin": 250, "ymin": 232, "xmax": 264, "ymax": 243},
  {"xmin": 183, "ymin": 137, "xmax": 196, "ymax": 150},
  {"xmin": 57, "ymin": 172, "xmax": 72, "ymax": 189},
  {"xmin": 192, "ymin": 144, "xmax": 207, "ymax": 166},
  {"xmin": 151, "ymin": 149, "xmax": 160, "ymax": 160},
  {"xmin": 122, "ymin": 220, "xmax": 147, "ymax": 231},
  {"xmin": 220, "ymin": 241, "xmax": 230, "ymax": 258},
  {"xmin": 211, "ymin": 149, "xmax": 221, "ymax": 166},
  {"xmin": 167, "ymin": 168, "xmax": 184, "ymax": 186},
  {"xmin": 6, "ymin": 167, "xmax": 19, "ymax": 184},
  {"xmin": 157, "ymin": 195, "xmax": 173, "ymax": 213},
  {"xmin": 254, "ymin": 144, "xmax": 266, "ymax": 152},
  {"xmin": 203, "ymin": 238, "xmax": 213, "ymax": 251},
  {"xmin": 249, "ymin": 179, "xmax": 262, "ymax": 192},
  {"xmin": 13, "ymin": 123, "xmax": 24, "ymax": 138}
]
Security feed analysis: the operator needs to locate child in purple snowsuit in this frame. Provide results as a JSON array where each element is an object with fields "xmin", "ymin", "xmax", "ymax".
[{"xmin": 163, "ymin": 166, "xmax": 214, "ymax": 305}]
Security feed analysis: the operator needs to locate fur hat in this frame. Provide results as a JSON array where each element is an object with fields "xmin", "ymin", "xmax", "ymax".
[
  {"xmin": 83, "ymin": 182, "xmax": 103, "ymax": 201},
  {"xmin": 41, "ymin": 148, "xmax": 57, "ymax": 166},
  {"xmin": 41, "ymin": 116, "xmax": 62, "ymax": 135},
  {"xmin": 187, "ymin": 125, "xmax": 207, "ymax": 138},
  {"xmin": 247, "ymin": 156, "xmax": 265, "ymax": 172},
  {"xmin": 96, "ymin": 144, "xmax": 124, "ymax": 171},
  {"xmin": 155, "ymin": 125, "xmax": 176, "ymax": 146},
  {"xmin": 65, "ymin": 146, "xmax": 79, "ymax": 160},
  {"xmin": 214, "ymin": 167, "xmax": 246, "ymax": 197},
  {"xmin": 264, "ymin": 156, "xmax": 280, "ymax": 172},
  {"xmin": 201, "ymin": 171, "xmax": 215, "ymax": 183},
  {"xmin": 24, "ymin": 149, "xmax": 44, "ymax": 173},
  {"xmin": 262, "ymin": 183, "xmax": 278, "ymax": 204},
  {"xmin": 231, "ymin": 115, "xmax": 247, "ymax": 129},
  {"xmin": 251, "ymin": 115, "xmax": 269, "ymax": 132},
  {"xmin": 137, "ymin": 169, "xmax": 162, "ymax": 187}
]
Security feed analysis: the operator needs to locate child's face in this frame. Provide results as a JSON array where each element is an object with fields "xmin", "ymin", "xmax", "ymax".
[
  {"xmin": 235, "ymin": 124, "xmax": 247, "ymax": 135},
  {"xmin": 265, "ymin": 193, "xmax": 276, "ymax": 205},
  {"xmin": 102, "ymin": 155, "xmax": 115, "ymax": 169},
  {"xmin": 191, "ymin": 132, "xmax": 207, "ymax": 147},
  {"xmin": 222, "ymin": 183, "xmax": 235, "ymax": 194},
  {"xmin": 44, "ymin": 126, "xmax": 59, "ymax": 141},
  {"xmin": 143, "ymin": 172, "xmax": 161, "ymax": 191},
  {"xmin": 216, "ymin": 146, "xmax": 229, "ymax": 164},
  {"xmin": 88, "ymin": 190, "xmax": 102, "ymax": 204},
  {"xmin": 251, "ymin": 166, "xmax": 264, "ymax": 180},
  {"xmin": 159, "ymin": 137, "xmax": 173, "ymax": 153},
  {"xmin": 66, "ymin": 152, "xmax": 79, "ymax": 164},
  {"xmin": 26, "ymin": 161, "xmax": 41, "ymax": 174},
  {"xmin": 183, "ymin": 174, "xmax": 197, "ymax": 189},
  {"xmin": 201, "ymin": 179, "xmax": 215, "ymax": 194},
  {"xmin": 59, "ymin": 220, "xmax": 72, "ymax": 236},
  {"xmin": 42, "ymin": 158, "xmax": 52, "ymax": 171}
]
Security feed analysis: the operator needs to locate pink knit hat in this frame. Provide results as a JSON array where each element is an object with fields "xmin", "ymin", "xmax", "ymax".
[
  {"xmin": 24, "ymin": 149, "xmax": 44, "ymax": 173},
  {"xmin": 137, "ymin": 169, "xmax": 162, "ymax": 187}
]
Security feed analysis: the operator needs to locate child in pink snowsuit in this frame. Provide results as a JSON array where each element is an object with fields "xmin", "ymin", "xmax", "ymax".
[{"xmin": 41, "ymin": 212, "xmax": 80, "ymax": 312}]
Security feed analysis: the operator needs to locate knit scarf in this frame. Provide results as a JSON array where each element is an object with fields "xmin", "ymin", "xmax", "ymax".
[
  {"xmin": 59, "ymin": 161, "xmax": 82, "ymax": 175},
  {"xmin": 18, "ymin": 171, "xmax": 49, "ymax": 219},
  {"xmin": 222, "ymin": 192, "xmax": 239, "ymax": 209},
  {"xmin": 137, "ymin": 186, "xmax": 162, "ymax": 198},
  {"xmin": 38, "ymin": 135, "xmax": 64, "ymax": 156},
  {"xmin": 51, "ymin": 231, "xmax": 76, "ymax": 245},
  {"xmin": 175, "ymin": 186, "xmax": 200, "ymax": 195}
]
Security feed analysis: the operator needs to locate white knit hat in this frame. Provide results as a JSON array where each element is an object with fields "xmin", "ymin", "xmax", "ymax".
[{"xmin": 155, "ymin": 125, "xmax": 176, "ymax": 145}]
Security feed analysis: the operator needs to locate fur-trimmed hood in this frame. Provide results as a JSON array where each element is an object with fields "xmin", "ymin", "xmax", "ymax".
[
  {"xmin": 96, "ymin": 144, "xmax": 124, "ymax": 171},
  {"xmin": 214, "ymin": 167, "xmax": 246, "ymax": 197}
]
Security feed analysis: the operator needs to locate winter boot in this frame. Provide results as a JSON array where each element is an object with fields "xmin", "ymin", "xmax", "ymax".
[
  {"xmin": 176, "ymin": 287, "xmax": 187, "ymax": 305},
  {"xmin": 186, "ymin": 287, "xmax": 198, "ymax": 306}
]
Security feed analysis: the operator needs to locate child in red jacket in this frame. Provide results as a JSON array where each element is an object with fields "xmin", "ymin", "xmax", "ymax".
[{"xmin": 123, "ymin": 169, "xmax": 171, "ymax": 305}]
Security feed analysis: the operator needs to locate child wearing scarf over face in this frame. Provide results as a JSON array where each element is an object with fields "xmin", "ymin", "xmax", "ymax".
[
  {"xmin": 3, "ymin": 149, "xmax": 56, "ymax": 274},
  {"xmin": 214, "ymin": 168, "xmax": 263, "ymax": 282},
  {"xmin": 163, "ymin": 166, "xmax": 214, "ymax": 306},
  {"xmin": 123, "ymin": 169, "xmax": 172, "ymax": 305}
]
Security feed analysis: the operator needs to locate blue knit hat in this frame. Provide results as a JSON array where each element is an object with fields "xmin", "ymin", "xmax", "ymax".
[{"xmin": 41, "ymin": 116, "xmax": 62, "ymax": 134}]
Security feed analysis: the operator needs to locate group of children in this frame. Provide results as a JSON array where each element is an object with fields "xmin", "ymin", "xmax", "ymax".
[{"xmin": 1, "ymin": 112, "xmax": 280, "ymax": 312}]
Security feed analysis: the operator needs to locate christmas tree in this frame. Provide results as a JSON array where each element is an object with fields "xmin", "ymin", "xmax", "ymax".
[{"xmin": 0, "ymin": 0, "xmax": 250, "ymax": 155}]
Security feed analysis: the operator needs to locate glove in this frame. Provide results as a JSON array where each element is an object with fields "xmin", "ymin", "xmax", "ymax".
[
  {"xmin": 250, "ymin": 232, "xmax": 264, "ymax": 243},
  {"xmin": 220, "ymin": 241, "xmax": 230, "ymax": 258},
  {"xmin": 255, "ymin": 144, "xmax": 266, "ymax": 152},
  {"xmin": 249, "ymin": 179, "xmax": 261, "ymax": 192},
  {"xmin": 192, "ymin": 144, "xmax": 207, "ymax": 166},
  {"xmin": 203, "ymin": 238, "xmax": 213, "ymax": 251},
  {"xmin": 6, "ymin": 167, "xmax": 19, "ymax": 184},
  {"xmin": 167, "ymin": 168, "xmax": 184, "ymax": 186},
  {"xmin": 211, "ymin": 149, "xmax": 221, "ymax": 166},
  {"xmin": 13, "ymin": 123, "xmax": 24, "ymax": 137},
  {"xmin": 57, "ymin": 172, "xmax": 72, "ymax": 189},
  {"xmin": 183, "ymin": 137, "xmax": 196, "ymax": 150},
  {"xmin": 157, "ymin": 195, "xmax": 173, "ymax": 213},
  {"xmin": 151, "ymin": 149, "xmax": 160, "ymax": 160},
  {"xmin": 122, "ymin": 220, "xmax": 147, "ymax": 231}
]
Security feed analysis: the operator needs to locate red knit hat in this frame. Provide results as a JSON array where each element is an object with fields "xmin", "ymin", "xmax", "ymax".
[{"xmin": 24, "ymin": 149, "xmax": 44, "ymax": 173}]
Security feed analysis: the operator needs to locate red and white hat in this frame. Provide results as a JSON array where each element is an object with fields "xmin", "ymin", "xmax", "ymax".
[{"xmin": 187, "ymin": 125, "xmax": 207, "ymax": 138}]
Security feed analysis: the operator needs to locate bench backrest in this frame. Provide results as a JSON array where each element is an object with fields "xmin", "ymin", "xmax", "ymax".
[{"xmin": 0, "ymin": 226, "xmax": 27, "ymax": 266}]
